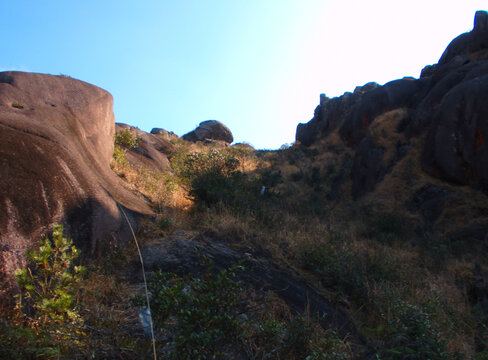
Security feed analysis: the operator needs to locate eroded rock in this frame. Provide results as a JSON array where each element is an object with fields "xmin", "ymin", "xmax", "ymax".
[
  {"xmin": 0, "ymin": 72, "xmax": 152, "ymax": 295},
  {"xmin": 182, "ymin": 120, "xmax": 233, "ymax": 143}
]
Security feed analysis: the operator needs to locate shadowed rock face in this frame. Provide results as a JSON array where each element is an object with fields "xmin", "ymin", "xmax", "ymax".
[
  {"xmin": 296, "ymin": 10, "xmax": 488, "ymax": 196},
  {"xmin": 0, "ymin": 72, "xmax": 152, "ymax": 293}
]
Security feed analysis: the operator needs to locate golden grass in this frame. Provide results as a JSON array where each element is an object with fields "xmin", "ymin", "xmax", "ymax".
[{"xmin": 105, "ymin": 134, "xmax": 485, "ymax": 358}]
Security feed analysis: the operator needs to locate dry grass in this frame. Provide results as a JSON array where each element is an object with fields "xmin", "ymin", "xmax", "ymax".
[{"xmin": 105, "ymin": 134, "xmax": 485, "ymax": 358}]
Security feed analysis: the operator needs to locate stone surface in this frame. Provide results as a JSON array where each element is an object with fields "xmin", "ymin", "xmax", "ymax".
[
  {"xmin": 339, "ymin": 77, "xmax": 426, "ymax": 147},
  {"xmin": 405, "ymin": 184, "xmax": 451, "ymax": 223},
  {"xmin": 116, "ymin": 123, "xmax": 173, "ymax": 172},
  {"xmin": 182, "ymin": 120, "xmax": 233, "ymax": 143},
  {"xmin": 296, "ymin": 11, "xmax": 488, "ymax": 197},
  {"xmin": 0, "ymin": 72, "xmax": 152, "ymax": 294},
  {"xmin": 139, "ymin": 233, "xmax": 357, "ymax": 337},
  {"xmin": 150, "ymin": 127, "xmax": 178, "ymax": 141},
  {"xmin": 422, "ymin": 74, "xmax": 488, "ymax": 189},
  {"xmin": 351, "ymin": 137, "xmax": 385, "ymax": 199},
  {"xmin": 438, "ymin": 10, "xmax": 488, "ymax": 66}
]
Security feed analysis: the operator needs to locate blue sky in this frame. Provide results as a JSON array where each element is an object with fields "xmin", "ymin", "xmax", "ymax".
[{"xmin": 1, "ymin": 1, "xmax": 486, "ymax": 149}]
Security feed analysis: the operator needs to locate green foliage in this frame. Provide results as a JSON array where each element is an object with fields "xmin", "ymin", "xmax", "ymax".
[
  {"xmin": 11, "ymin": 102, "xmax": 24, "ymax": 109},
  {"xmin": 378, "ymin": 299, "xmax": 451, "ymax": 360},
  {"xmin": 171, "ymin": 149, "xmax": 255, "ymax": 208},
  {"xmin": 114, "ymin": 128, "xmax": 141, "ymax": 149},
  {"xmin": 0, "ymin": 224, "xmax": 86, "ymax": 358},
  {"xmin": 15, "ymin": 224, "xmax": 85, "ymax": 326},
  {"xmin": 112, "ymin": 144, "xmax": 128, "ymax": 165},
  {"xmin": 359, "ymin": 211, "xmax": 408, "ymax": 244},
  {"xmin": 172, "ymin": 150, "xmax": 240, "ymax": 186},
  {"xmin": 135, "ymin": 260, "xmax": 352, "ymax": 359},
  {"xmin": 158, "ymin": 216, "xmax": 174, "ymax": 231},
  {"xmin": 142, "ymin": 261, "xmax": 245, "ymax": 359},
  {"xmin": 300, "ymin": 233, "xmax": 398, "ymax": 305}
]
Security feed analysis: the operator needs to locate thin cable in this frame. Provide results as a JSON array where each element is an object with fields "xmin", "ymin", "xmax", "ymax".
[{"xmin": 118, "ymin": 205, "xmax": 157, "ymax": 360}]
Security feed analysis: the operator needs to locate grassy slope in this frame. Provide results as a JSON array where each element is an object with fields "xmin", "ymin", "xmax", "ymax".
[{"xmin": 3, "ymin": 126, "xmax": 488, "ymax": 359}]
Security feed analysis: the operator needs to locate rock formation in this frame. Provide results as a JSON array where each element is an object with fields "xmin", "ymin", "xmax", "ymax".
[
  {"xmin": 182, "ymin": 120, "xmax": 234, "ymax": 144},
  {"xmin": 116, "ymin": 123, "xmax": 174, "ymax": 172},
  {"xmin": 0, "ymin": 72, "xmax": 153, "ymax": 294},
  {"xmin": 150, "ymin": 127, "xmax": 179, "ymax": 141},
  {"xmin": 296, "ymin": 10, "xmax": 488, "ymax": 197}
]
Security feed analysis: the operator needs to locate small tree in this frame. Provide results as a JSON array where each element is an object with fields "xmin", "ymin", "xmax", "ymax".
[{"xmin": 15, "ymin": 224, "xmax": 85, "ymax": 328}]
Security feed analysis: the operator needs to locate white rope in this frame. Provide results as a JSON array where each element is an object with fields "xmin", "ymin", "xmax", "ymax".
[{"xmin": 118, "ymin": 205, "xmax": 157, "ymax": 360}]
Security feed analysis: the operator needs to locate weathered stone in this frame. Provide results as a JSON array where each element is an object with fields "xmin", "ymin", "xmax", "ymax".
[
  {"xmin": 116, "ymin": 124, "xmax": 173, "ymax": 172},
  {"xmin": 351, "ymin": 137, "xmax": 385, "ymax": 199},
  {"xmin": 340, "ymin": 78, "xmax": 424, "ymax": 147},
  {"xmin": 422, "ymin": 74, "xmax": 488, "ymax": 190},
  {"xmin": 183, "ymin": 120, "xmax": 233, "ymax": 143},
  {"xmin": 150, "ymin": 127, "xmax": 178, "ymax": 141},
  {"xmin": 438, "ymin": 10, "xmax": 488, "ymax": 66},
  {"xmin": 0, "ymin": 72, "xmax": 152, "ymax": 294},
  {"xmin": 138, "ymin": 233, "xmax": 357, "ymax": 337},
  {"xmin": 405, "ymin": 184, "xmax": 451, "ymax": 223}
]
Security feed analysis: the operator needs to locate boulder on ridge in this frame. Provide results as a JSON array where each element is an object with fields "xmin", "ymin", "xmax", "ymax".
[{"xmin": 182, "ymin": 120, "xmax": 233, "ymax": 143}]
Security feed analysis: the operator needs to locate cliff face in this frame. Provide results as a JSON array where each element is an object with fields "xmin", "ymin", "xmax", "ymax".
[
  {"xmin": 0, "ymin": 72, "xmax": 152, "ymax": 293},
  {"xmin": 296, "ymin": 10, "xmax": 488, "ymax": 196}
]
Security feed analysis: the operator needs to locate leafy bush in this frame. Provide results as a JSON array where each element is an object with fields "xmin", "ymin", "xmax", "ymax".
[
  {"xmin": 141, "ymin": 261, "xmax": 246, "ymax": 359},
  {"xmin": 15, "ymin": 224, "xmax": 85, "ymax": 326},
  {"xmin": 114, "ymin": 128, "xmax": 141, "ymax": 149},
  {"xmin": 378, "ymin": 299, "xmax": 451, "ymax": 360},
  {"xmin": 112, "ymin": 144, "xmax": 128, "ymax": 166},
  {"xmin": 135, "ymin": 260, "xmax": 352, "ymax": 359},
  {"xmin": 359, "ymin": 211, "xmax": 408, "ymax": 244},
  {"xmin": 0, "ymin": 225, "xmax": 86, "ymax": 358}
]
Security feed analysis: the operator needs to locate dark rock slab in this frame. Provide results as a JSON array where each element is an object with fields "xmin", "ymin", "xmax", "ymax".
[{"xmin": 139, "ymin": 233, "xmax": 358, "ymax": 338}]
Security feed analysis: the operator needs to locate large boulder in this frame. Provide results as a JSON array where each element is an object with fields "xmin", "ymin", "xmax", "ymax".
[
  {"xmin": 182, "ymin": 120, "xmax": 233, "ymax": 143},
  {"xmin": 0, "ymin": 72, "xmax": 152, "ymax": 294},
  {"xmin": 421, "ymin": 74, "xmax": 488, "ymax": 189},
  {"xmin": 150, "ymin": 127, "xmax": 179, "ymax": 141}
]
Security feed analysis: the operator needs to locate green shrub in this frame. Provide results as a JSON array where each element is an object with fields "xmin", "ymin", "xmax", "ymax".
[
  {"xmin": 114, "ymin": 128, "xmax": 141, "ymax": 149},
  {"xmin": 378, "ymin": 299, "xmax": 451, "ymax": 360},
  {"xmin": 112, "ymin": 144, "xmax": 128, "ymax": 165},
  {"xmin": 139, "ymin": 261, "xmax": 246, "ymax": 359},
  {"xmin": 1, "ymin": 224, "xmax": 86, "ymax": 358},
  {"xmin": 359, "ymin": 211, "xmax": 408, "ymax": 244},
  {"xmin": 11, "ymin": 102, "xmax": 24, "ymax": 109},
  {"xmin": 15, "ymin": 224, "xmax": 85, "ymax": 326}
]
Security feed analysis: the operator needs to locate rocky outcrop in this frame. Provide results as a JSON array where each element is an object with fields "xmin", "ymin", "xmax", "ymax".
[
  {"xmin": 351, "ymin": 138, "xmax": 386, "ymax": 199},
  {"xmin": 183, "ymin": 120, "xmax": 233, "ymax": 143},
  {"xmin": 296, "ymin": 10, "xmax": 488, "ymax": 196},
  {"xmin": 417, "ymin": 11, "xmax": 488, "ymax": 188},
  {"xmin": 139, "ymin": 232, "xmax": 357, "ymax": 337},
  {"xmin": 150, "ymin": 127, "xmax": 178, "ymax": 141},
  {"xmin": 296, "ymin": 83, "xmax": 379, "ymax": 146},
  {"xmin": 421, "ymin": 74, "xmax": 488, "ymax": 187},
  {"xmin": 0, "ymin": 72, "xmax": 153, "ymax": 293},
  {"xmin": 339, "ymin": 77, "xmax": 427, "ymax": 147},
  {"xmin": 116, "ymin": 124, "xmax": 174, "ymax": 172},
  {"xmin": 438, "ymin": 10, "xmax": 488, "ymax": 66}
]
